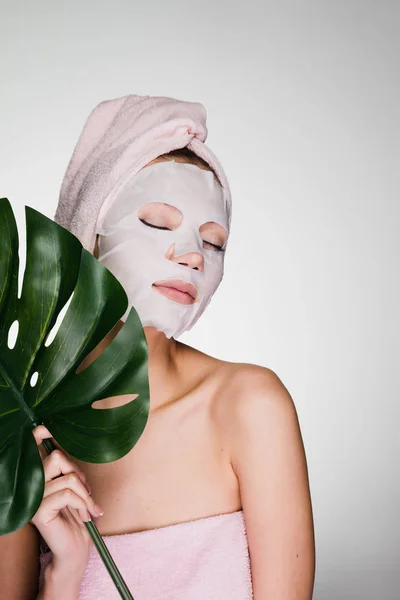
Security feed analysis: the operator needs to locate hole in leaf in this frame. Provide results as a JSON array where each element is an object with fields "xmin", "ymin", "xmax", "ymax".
[
  {"xmin": 44, "ymin": 291, "xmax": 75, "ymax": 347},
  {"xmin": 92, "ymin": 394, "xmax": 139, "ymax": 410},
  {"xmin": 30, "ymin": 371, "xmax": 39, "ymax": 387},
  {"xmin": 76, "ymin": 320, "xmax": 124, "ymax": 374},
  {"xmin": 7, "ymin": 320, "xmax": 19, "ymax": 349}
]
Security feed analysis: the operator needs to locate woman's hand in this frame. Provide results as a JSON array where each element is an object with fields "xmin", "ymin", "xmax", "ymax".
[{"xmin": 31, "ymin": 425, "xmax": 104, "ymax": 577}]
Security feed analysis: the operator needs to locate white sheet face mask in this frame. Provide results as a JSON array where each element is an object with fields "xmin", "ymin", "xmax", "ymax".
[{"xmin": 96, "ymin": 160, "xmax": 230, "ymax": 339}]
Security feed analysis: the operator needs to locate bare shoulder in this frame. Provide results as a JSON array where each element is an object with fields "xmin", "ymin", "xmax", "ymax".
[
  {"xmin": 209, "ymin": 362, "xmax": 302, "ymax": 474},
  {"xmin": 179, "ymin": 342, "xmax": 298, "ymax": 438},
  {"xmin": 225, "ymin": 361, "xmax": 291, "ymax": 395},
  {"xmin": 211, "ymin": 359, "xmax": 297, "ymax": 429}
]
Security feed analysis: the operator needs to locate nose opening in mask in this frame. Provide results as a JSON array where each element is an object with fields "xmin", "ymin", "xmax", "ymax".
[{"xmin": 165, "ymin": 241, "xmax": 205, "ymax": 273}]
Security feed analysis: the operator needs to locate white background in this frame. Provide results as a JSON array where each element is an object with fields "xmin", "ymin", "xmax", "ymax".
[{"xmin": 1, "ymin": 1, "xmax": 399, "ymax": 598}]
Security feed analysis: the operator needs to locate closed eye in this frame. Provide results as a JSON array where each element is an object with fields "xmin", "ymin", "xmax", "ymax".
[
  {"xmin": 139, "ymin": 218, "xmax": 171, "ymax": 231},
  {"xmin": 203, "ymin": 241, "xmax": 225, "ymax": 252}
]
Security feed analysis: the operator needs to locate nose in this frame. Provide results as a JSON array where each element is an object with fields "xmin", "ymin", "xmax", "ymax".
[{"xmin": 165, "ymin": 243, "xmax": 204, "ymax": 272}]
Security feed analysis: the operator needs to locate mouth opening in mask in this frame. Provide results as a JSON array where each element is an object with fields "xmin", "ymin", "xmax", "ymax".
[{"xmin": 152, "ymin": 280, "xmax": 199, "ymax": 305}]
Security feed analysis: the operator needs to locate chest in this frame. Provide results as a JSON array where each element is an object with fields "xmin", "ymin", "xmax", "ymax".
[{"xmin": 72, "ymin": 391, "xmax": 238, "ymax": 534}]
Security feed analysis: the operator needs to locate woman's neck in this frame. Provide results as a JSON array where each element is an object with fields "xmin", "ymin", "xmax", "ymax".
[
  {"xmin": 78, "ymin": 320, "xmax": 187, "ymax": 412},
  {"xmin": 142, "ymin": 325, "xmax": 185, "ymax": 412}
]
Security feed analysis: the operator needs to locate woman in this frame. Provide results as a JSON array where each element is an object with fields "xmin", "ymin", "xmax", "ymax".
[{"xmin": 0, "ymin": 95, "xmax": 315, "ymax": 599}]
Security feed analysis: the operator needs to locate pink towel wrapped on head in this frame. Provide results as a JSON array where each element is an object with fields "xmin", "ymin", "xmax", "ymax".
[
  {"xmin": 54, "ymin": 93, "xmax": 232, "ymax": 254},
  {"xmin": 39, "ymin": 509, "xmax": 253, "ymax": 599}
]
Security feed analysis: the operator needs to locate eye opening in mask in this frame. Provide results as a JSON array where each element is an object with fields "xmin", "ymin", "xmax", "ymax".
[{"xmin": 200, "ymin": 222, "xmax": 228, "ymax": 253}]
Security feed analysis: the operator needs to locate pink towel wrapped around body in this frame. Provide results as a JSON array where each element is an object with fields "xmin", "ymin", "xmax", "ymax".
[{"xmin": 38, "ymin": 509, "xmax": 253, "ymax": 599}]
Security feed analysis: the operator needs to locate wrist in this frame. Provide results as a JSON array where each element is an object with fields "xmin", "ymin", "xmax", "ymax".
[{"xmin": 40, "ymin": 560, "xmax": 84, "ymax": 600}]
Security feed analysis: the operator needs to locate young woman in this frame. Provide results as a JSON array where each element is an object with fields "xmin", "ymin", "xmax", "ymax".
[{"xmin": 0, "ymin": 95, "xmax": 315, "ymax": 599}]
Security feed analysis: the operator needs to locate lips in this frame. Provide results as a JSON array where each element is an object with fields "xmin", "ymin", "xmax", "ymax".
[{"xmin": 152, "ymin": 279, "xmax": 198, "ymax": 305}]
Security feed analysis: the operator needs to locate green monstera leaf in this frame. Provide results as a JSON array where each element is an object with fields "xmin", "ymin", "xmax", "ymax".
[{"xmin": 0, "ymin": 198, "xmax": 150, "ymax": 535}]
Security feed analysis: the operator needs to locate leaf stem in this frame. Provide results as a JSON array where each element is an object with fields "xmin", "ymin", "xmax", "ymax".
[{"xmin": 41, "ymin": 437, "xmax": 134, "ymax": 600}]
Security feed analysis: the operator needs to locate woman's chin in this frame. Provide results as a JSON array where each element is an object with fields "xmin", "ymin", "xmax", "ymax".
[{"xmin": 143, "ymin": 325, "xmax": 169, "ymax": 340}]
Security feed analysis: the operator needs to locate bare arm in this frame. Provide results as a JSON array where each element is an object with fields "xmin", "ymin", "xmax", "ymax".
[
  {"xmin": 0, "ymin": 523, "xmax": 40, "ymax": 600},
  {"xmin": 230, "ymin": 366, "xmax": 316, "ymax": 599}
]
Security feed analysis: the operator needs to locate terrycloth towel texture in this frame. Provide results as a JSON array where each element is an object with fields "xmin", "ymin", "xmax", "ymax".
[
  {"xmin": 39, "ymin": 509, "xmax": 253, "ymax": 599},
  {"xmin": 54, "ymin": 94, "xmax": 232, "ymax": 254}
]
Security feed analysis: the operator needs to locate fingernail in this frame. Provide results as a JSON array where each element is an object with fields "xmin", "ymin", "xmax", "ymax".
[{"xmin": 94, "ymin": 504, "xmax": 104, "ymax": 516}]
